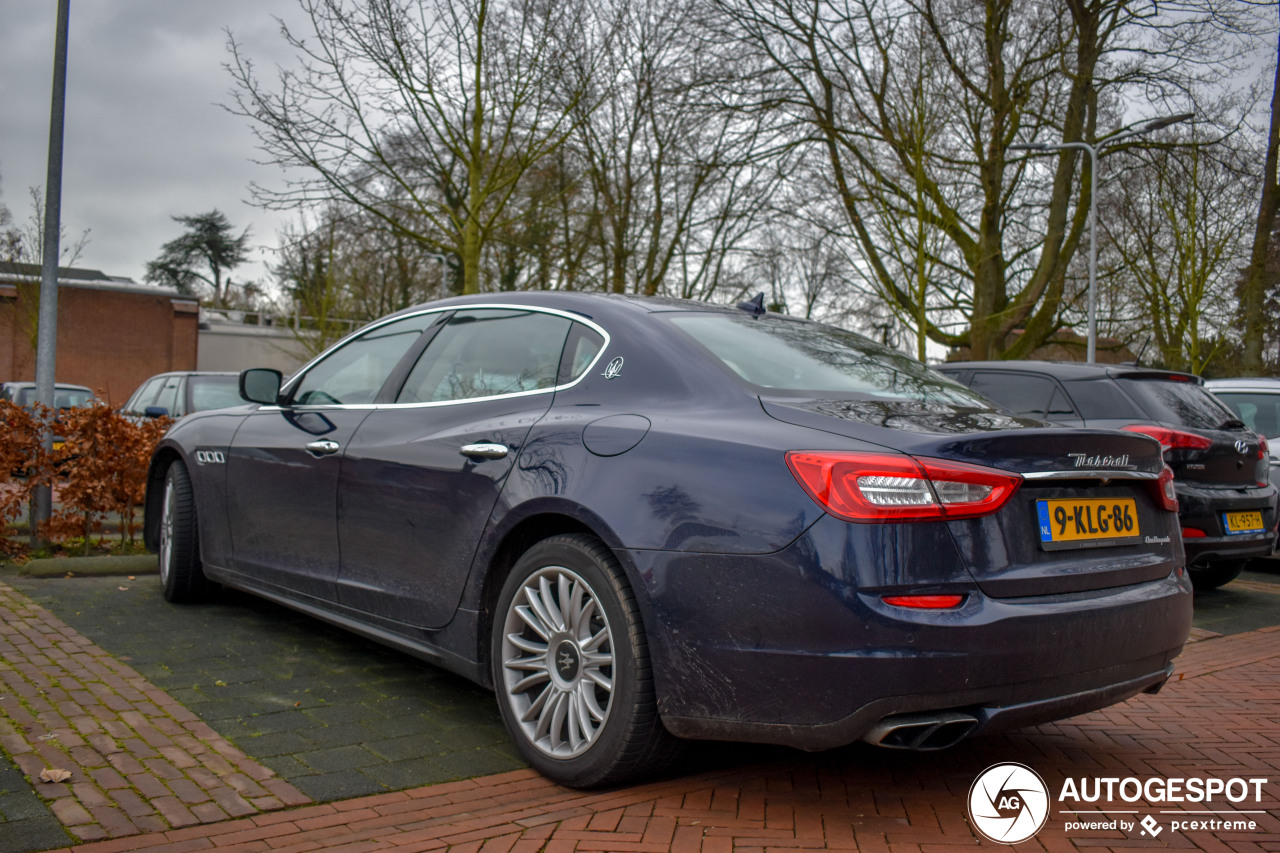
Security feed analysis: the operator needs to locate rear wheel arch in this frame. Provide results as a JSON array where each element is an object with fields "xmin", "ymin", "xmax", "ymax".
[{"xmin": 476, "ymin": 511, "xmax": 643, "ymax": 687}]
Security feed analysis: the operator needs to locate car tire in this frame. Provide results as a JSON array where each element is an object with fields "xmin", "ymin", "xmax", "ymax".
[
  {"xmin": 492, "ymin": 534, "xmax": 680, "ymax": 788},
  {"xmin": 159, "ymin": 460, "xmax": 214, "ymax": 603},
  {"xmin": 1188, "ymin": 560, "xmax": 1244, "ymax": 592}
]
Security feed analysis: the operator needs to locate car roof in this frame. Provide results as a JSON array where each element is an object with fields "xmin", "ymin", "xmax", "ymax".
[
  {"xmin": 938, "ymin": 360, "xmax": 1201, "ymax": 383},
  {"xmin": 1, "ymin": 381, "xmax": 93, "ymax": 392},
  {"xmin": 1204, "ymin": 377, "xmax": 1280, "ymax": 391}
]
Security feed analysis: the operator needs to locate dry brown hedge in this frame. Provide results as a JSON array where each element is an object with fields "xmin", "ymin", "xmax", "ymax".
[{"xmin": 1, "ymin": 399, "xmax": 171, "ymax": 556}]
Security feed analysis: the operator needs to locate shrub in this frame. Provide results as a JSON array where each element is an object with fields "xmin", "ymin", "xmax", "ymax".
[{"xmin": 0, "ymin": 399, "xmax": 171, "ymax": 557}]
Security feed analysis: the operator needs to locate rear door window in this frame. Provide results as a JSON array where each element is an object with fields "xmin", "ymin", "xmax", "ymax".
[{"xmin": 396, "ymin": 309, "xmax": 572, "ymax": 404}]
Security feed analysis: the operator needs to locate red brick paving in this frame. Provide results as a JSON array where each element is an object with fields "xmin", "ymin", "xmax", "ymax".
[
  {"xmin": 0, "ymin": 581, "xmax": 310, "ymax": 844},
  {"xmin": 38, "ymin": 618, "xmax": 1280, "ymax": 852}
]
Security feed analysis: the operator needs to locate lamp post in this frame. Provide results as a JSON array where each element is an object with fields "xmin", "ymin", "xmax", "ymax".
[{"xmin": 1009, "ymin": 112, "xmax": 1193, "ymax": 363}]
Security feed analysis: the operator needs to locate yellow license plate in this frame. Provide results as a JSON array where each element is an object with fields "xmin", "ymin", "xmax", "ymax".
[
  {"xmin": 1037, "ymin": 498, "xmax": 1143, "ymax": 551},
  {"xmin": 1223, "ymin": 511, "xmax": 1265, "ymax": 535}
]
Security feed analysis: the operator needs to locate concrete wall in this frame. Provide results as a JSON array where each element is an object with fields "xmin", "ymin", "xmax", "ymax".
[{"xmin": 196, "ymin": 323, "xmax": 314, "ymax": 377}]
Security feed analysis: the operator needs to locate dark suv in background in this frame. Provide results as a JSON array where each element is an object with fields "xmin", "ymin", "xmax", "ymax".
[{"xmin": 938, "ymin": 362, "xmax": 1275, "ymax": 590}]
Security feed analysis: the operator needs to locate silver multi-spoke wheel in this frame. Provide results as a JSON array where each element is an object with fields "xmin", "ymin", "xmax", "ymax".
[
  {"xmin": 159, "ymin": 478, "xmax": 175, "ymax": 584},
  {"xmin": 501, "ymin": 566, "xmax": 615, "ymax": 759}
]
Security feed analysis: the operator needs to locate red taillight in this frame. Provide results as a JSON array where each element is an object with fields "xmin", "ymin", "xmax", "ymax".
[
  {"xmin": 1259, "ymin": 436, "xmax": 1269, "ymax": 460},
  {"xmin": 1121, "ymin": 424, "xmax": 1212, "ymax": 451},
  {"xmin": 882, "ymin": 594, "xmax": 966, "ymax": 609},
  {"xmin": 785, "ymin": 451, "xmax": 1022, "ymax": 522},
  {"xmin": 1152, "ymin": 464, "xmax": 1179, "ymax": 512},
  {"xmin": 1181, "ymin": 527, "xmax": 1206, "ymax": 538}
]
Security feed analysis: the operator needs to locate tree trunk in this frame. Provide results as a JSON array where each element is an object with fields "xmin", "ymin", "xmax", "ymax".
[{"xmin": 1242, "ymin": 31, "xmax": 1280, "ymax": 375}]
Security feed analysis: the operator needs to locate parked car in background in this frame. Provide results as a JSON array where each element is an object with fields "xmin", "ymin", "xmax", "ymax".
[
  {"xmin": 1206, "ymin": 377, "xmax": 1280, "ymax": 550},
  {"xmin": 144, "ymin": 294, "xmax": 1192, "ymax": 788},
  {"xmin": 1, "ymin": 381, "xmax": 95, "ymax": 456},
  {"xmin": 939, "ymin": 362, "xmax": 1275, "ymax": 590},
  {"xmin": 122, "ymin": 372, "xmax": 241, "ymax": 420},
  {"xmin": 0, "ymin": 381, "xmax": 94, "ymax": 411}
]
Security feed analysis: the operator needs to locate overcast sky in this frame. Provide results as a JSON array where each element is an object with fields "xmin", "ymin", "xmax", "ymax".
[{"xmin": 0, "ymin": 1, "xmax": 304, "ymax": 289}]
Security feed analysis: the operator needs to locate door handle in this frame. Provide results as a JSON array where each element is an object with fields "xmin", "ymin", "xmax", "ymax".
[
  {"xmin": 305, "ymin": 439, "xmax": 341, "ymax": 456},
  {"xmin": 460, "ymin": 443, "xmax": 509, "ymax": 460}
]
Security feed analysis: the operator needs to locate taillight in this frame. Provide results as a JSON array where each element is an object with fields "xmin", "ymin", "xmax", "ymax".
[
  {"xmin": 1121, "ymin": 424, "xmax": 1212, "ymax": 451},
  {"xmin": 1181, "ymin": 527, "xmax": 1206, "ymax": 538},
  {"xmin": 1152, "ymin": 464, "xmax": 1178, "ymax": 512},
  {"xmin": 785, "ymin": 451, "xmax": 1022, "ymax": 522},
  {"xmin": 882, "ymin": 594, "xmax": 966, "ymax": 609}
]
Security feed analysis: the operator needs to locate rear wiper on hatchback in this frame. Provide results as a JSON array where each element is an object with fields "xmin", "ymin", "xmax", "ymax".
[{"xmin": 1218, "ymin": 418, "xmax": 1246, "ymax": 430}]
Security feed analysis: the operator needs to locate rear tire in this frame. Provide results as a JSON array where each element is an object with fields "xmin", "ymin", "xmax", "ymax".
[
  {"xmin": 159, "ymin": 460, "xmax": 213, "ymax": 603},
  {"xmin": 1188, "ymin": 560, "xmax": 1244, "ymax": 591},
  {"xmin": 492, "ymin": 534, "xmax": 680, "ymax": 788}
]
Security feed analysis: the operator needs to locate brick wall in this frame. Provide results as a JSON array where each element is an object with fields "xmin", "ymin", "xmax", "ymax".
[{"xmin": 0, "ymin": 274, "xmax": 198, "ymax": 405}]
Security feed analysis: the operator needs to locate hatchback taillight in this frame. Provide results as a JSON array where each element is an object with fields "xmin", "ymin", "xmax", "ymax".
[
  {"xmin": 1152, "ymin": 464, "xmax": 1178, "ymax": 512},
  {"xmin": 785, "ymin": 451, "xmax": 1022, "ymax": 522},
  {"xmin": 1121, "ymin": 424, "xmax": 1212, "ymax": 451}
]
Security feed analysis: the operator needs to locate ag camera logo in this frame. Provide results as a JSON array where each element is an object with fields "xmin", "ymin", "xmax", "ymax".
[{"xmin": 968, "ymin": 763, "xmax": 1050, "ymax": 844}]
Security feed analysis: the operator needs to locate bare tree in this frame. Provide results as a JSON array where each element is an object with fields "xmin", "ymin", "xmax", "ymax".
[
  {"xmin": 228, "ymin": 0, "xmax": 605, "ymax": 295},
  {"xmin": 1241, "ymin": 30, "xmax": 1280, "ymax": 375},
  {"xmin": 709, "ymin": 0, "xmax": 1260, "ymax": 358},
  {"xmin": 1101, "ymin": 132, "xmax": 1256, "ymax": 373}
]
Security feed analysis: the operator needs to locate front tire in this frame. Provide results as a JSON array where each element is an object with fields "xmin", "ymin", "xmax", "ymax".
[
  {"xmin": 492, "ymin": 534, "xmax": 678, "ymax": 788},
  {"xmin": 159, "ymin": 460, "xmax": 213, "ymax": 603}
]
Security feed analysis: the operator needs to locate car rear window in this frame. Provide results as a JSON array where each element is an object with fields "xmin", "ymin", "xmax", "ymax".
[
  {"xmin": 1116, "ymin": 376, "xmax": 1238, "ymax": 430},
  {"xmin": 1210, "ymin": 391, "xmax": 1280, "ymax": 437},
  {"xmin": 667, "ymin": 313, "xmax": 985, "ymax": 405}
]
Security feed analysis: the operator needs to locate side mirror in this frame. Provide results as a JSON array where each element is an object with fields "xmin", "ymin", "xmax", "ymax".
[
  {"xmin": 143, "ymin": 405, "xmax": 170, "ymax": 418},
  {"xmin": 240, "ymin": 368, "xmax": 283, "ymax": 405}
]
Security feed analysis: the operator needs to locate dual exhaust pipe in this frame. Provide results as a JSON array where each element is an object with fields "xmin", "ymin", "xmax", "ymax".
[{"xmin": 861, "ymin": 711, "xmax": 979, "ymax": 750}]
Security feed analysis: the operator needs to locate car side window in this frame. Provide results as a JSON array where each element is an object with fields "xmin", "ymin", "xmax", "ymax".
[
  {"xmin": 292, "ymin": 315, "xmax": 436, "ymax": 406},
  {"xmin": 396, "ymin": 309, "xmax": 572, "ymax": 404},
  {"xmin": 127, "ymin": 377, "xmax": 166, "ymax": 413},
  {"xmin": 1216, "ymin": 392, "xmax": 1280, "ymax": 437},
  {"xmin": 968, "ymin": 372, "xmax": 1059, "ymax": 418},
  {"xmin": 559, "ymin": 325, "xmax": 605, "ymax": 385},
  {"xmin": 153, "ymin": 376, "xmax": 184, "ymax": 416},
  {"xmin": 1066, "ymin": 379, "xmax": 1144, "ymax": 421}
]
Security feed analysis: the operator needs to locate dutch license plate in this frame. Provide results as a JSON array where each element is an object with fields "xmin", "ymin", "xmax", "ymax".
[
  {"xmin": 1037, "ymin": 498, "xmax": 1143, "ymax": 551},
  {"xmin": 1223, "ymin": 510, "xmax": 1265, "ymax": 535}
]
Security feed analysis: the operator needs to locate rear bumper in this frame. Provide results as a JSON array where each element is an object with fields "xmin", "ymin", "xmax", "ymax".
[
  {"xmin": 630, "ymin": 515, "xmax": 1193, "ymax": 750},
  {"xmin": 1177, "ymin": 482, "xmax": 1277, "ymax": 565}
]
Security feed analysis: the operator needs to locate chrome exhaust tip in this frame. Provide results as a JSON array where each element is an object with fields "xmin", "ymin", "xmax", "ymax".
[{"xmin": 861, "ymin": 711, "xmax": 979, "ymax": 750}]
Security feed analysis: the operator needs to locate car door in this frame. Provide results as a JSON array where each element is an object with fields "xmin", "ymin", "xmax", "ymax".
[
  {"xmin": 335, "ymin": 306, "xmax": 588, "ymax": 628},
  {"xmin": 224, "ymin": 313, "xmax": 439, "ymax": 601}
]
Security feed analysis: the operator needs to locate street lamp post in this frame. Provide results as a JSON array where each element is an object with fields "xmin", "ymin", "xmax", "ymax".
[{"xmin": 1009, "ymin": 112, "xmax": 1193, "ymax": 363}]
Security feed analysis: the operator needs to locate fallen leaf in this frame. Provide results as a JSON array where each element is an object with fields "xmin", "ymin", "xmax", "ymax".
[
  {"xmin": 214, "ymin": 680, "xmax": 227, "ymax": 687},
  {"xmin": 39, "ymin": 768, "xmax": 71, "ymax": 783},
  {"xmin": 117, "ymin": 586, "xmax": 130, "ymax": 591},
  {"xmin": 127, "ymin": 575, "xmax": 136, "ymax": 580}
]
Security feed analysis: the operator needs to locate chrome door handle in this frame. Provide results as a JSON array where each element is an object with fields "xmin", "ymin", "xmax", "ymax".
[
  {"xmin": 460, "ymin": 443, "xmax": 508, "ymax": 459},
  {"xmin": 305, "ymin": 439, "xmax": 341, "ymax": 456}
]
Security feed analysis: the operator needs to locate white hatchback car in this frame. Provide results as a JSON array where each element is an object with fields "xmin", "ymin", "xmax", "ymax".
[{"xmin": 1205, "ymin": 377, "xmax": 1280, "ymax": 551}]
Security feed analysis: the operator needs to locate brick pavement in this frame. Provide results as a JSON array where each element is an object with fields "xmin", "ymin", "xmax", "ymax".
[
  {"xmin": 0, "ymin": 581, "xmax": 310, "ymax": 846},
  {"xmin": 15, "ymin": 594, "xmax": 1279, "ymax": 852}
]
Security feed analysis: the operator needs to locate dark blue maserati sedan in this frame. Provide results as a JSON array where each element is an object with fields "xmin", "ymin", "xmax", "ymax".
[{"xmin": 144, "ymin": 292, "xmax": 1193, "ymax": 787}]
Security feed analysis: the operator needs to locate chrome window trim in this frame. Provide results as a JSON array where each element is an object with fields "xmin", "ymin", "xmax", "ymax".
[
  {"xmin": 1021, "ymin": 470, "xmax": 1158, "ymax": 481},
  {"xmin": 261, "ymin": 303, "xmax": 611, "ymax": 413}
]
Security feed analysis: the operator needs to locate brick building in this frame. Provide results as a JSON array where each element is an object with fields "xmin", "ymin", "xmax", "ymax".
[{"xmin": 0, "ymin": 261, "xmax": 199, "ymax": 404}]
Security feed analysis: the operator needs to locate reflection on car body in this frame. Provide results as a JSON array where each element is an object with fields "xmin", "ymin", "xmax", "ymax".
[{"xmin": 144, "ymin": 294, "xmax": 1193, "ymax": 788}]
